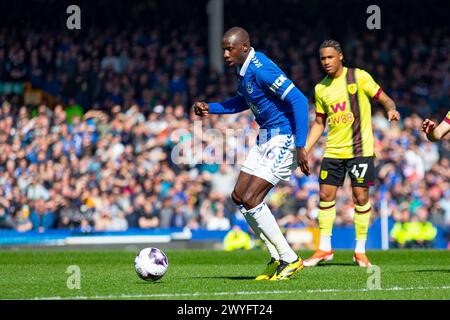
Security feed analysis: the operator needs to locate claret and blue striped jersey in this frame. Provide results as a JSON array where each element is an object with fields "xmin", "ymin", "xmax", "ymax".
[{"xmin": 209, "ymin": 48, "xmax": 309, "ymax": 147}]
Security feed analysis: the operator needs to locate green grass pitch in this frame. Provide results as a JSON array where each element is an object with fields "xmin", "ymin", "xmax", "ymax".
[{"xmin": 1, "ymin": 249, "xmax": 449, "ymax": 300}]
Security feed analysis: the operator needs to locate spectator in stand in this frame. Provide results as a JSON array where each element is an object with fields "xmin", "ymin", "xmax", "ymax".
[
  {"xmin": 14, "ymin": 205, "xmax": 33, "ymax": 233},
  {"xmin": 0, "ymin": 206, "xmax": 14, "ymax": 229},
  {"xmin": 29, "ymin": 199, "xmax": 55, "ymax": 232},
  {"xmin": 0, "ymin": 98, "xmax": 447, "ymax": 249}
]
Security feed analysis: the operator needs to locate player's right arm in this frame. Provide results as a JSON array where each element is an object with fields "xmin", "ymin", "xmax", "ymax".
[
  {"xmin": 305, "ymin": 114, "xmax": 326, "ymax": 153},
  {"xmin": 305, "ymin": 88, "xmax": 326, "ymax": 153},
  {"xmin": 192, "ymin": 95, "xmax": 248, "ymax": 117},
  {"xmin": 422, "ymin": 113, "xmax": 450, "ymax": 141}
]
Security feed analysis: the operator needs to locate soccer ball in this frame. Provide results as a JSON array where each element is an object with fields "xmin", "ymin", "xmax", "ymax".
[{"xmin": 134, "ymin": 247, "xmax": 169, "ymax": 281}]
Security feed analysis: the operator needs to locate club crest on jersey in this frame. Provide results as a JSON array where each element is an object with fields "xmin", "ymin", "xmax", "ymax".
[
  {"xmin": 246, "ymin": 82, "xmax": 253, "ymax": 94},
  {"xmin": 320, "ymin": 170, "xmax": 328, "ymax": 180},
  {"xmin": 348, "ymin": 83, "xmax": 357, "ymax": 95}
]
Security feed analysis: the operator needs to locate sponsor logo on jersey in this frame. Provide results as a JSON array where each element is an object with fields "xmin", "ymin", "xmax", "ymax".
[
  {"xmin": 269, "ymin": 74, "xmax": 287, "ymax": 93},
  {"xmin": 327, "ymin": 111, "xmax": 354, "ymax": 126},
  {"xmin": 330, "ymin": 101, "xmax": 347, "ymax": 113}
]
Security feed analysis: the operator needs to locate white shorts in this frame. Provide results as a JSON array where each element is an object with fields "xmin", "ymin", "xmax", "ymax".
[{"xmin": 241, "ymin": 134, "xmax": 297, "ymax": 185}]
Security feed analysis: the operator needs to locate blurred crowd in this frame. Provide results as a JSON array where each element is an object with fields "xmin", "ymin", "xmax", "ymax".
[
  {"xmin": 0, "ymin": 101, "xmax": 448, "ymax": 242},
  {"xmin": 0, "ymin": 1, "xmax": 448, "ymax": 248},
  {"xmin": 0, "ymin": 1, "xmax": 448, "ymax": 117}
]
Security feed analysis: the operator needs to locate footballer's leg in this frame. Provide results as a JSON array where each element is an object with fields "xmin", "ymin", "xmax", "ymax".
[
  {"xmin": 351, "ymin": 186, "xmax": 372, "ymax": 267},
  {"xmin": 241, "ymin": 134, "xmax": 304, "ymax": 280},
  {"xmin": 240, "ymin": 175, "xmax": 302, "ymax": 281},
  {"xmin": 304, "ymin": 158, "xmax": 344, "ymax": 267},
  {"xmin": 232, "ymin": 171, "xmax": 281, "ymax": 280},
  {"xmin": 348, "ymin": 157, "xmax": 375, "ymax": 267}
]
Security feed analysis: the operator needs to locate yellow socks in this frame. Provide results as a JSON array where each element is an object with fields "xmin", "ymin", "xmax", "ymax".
[
  {"xmin": 354, "ymin": 202, "xmax": 372, "ymax": 252},
  {"xmin": 318, "ymin": 200, "xmax": 371, "ymax": 253},
  {"xmin": 318, "ymin": 200, "xmax": 336, "ymax": 251},
  {"xmin": 318, "ymin": 200, "xmax": 336, "ymax": 237}
]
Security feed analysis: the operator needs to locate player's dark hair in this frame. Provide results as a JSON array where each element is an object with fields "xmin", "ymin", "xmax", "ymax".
[{"xmin": 319, "ymin": 40, "xmax": 343, "ymax": 54}]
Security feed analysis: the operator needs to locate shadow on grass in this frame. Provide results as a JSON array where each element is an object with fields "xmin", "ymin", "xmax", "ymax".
[
  {"xmin": 315, "ymin": 262, "xmax": 355, "ymax": 267},
  {"xmin": 394, "ymin": 269, "xmax": 450, "ymax": 274},
  {"xmin": 190, "ymin": 276, "xmax": 256, "ymax": 280}
]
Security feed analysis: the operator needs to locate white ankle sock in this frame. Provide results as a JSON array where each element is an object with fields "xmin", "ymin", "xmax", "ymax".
[
  {"xmin": 319, "ymin": 235, "xmax": 332, "ymax": 252},
  {"xmin": 247, "ymin": 202, "xmax": 297, "ymax": 263},
  {"xmin": 355, "ymin": 240, "xmax": 366, "ymax": 254}
]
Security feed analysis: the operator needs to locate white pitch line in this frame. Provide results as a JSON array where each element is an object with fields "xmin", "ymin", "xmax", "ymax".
[{"xmin": 28, "ymin": 286, "xmax": 450, "ymax": 300}]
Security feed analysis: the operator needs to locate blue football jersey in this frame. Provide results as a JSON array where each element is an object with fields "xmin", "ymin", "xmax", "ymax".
[
  {"xmin": 208, "ymin": 47, "xmax": 309, "ymax": 147},
  {"xmin": 236, "ymin": 48, "xmax": 297, "ymax": 138}
]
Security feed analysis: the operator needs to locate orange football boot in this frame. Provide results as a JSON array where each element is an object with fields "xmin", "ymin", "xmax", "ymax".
[
  {"xmin": 353, "ymin": 253, "xmax": 372, "ymax": 267},
  {"xmin": 303, "ymin": 250, "xmax": 334, "ymax": 267}
]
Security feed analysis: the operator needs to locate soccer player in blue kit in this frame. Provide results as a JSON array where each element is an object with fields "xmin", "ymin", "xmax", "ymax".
[{"xmin": 193, "ymin": 27, "xmax": 310, "ymax": 280}]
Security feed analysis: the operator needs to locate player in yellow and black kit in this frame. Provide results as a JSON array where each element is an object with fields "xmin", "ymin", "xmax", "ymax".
[{"xmin": 303, "ymin": 40, "xmax": 400, "ymax": 267}]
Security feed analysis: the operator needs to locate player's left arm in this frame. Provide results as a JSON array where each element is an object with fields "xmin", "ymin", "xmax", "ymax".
[
  {"xmin": 359, "ymin": 69, "xmax": 400, "ymax": 121},
  {"xmin": 376, "ymin": 91, "xmax": 400, "ymax": 122},
  {"xmin": 255, "ymin": 66, "xmax": 310, "ymax": 175}
]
